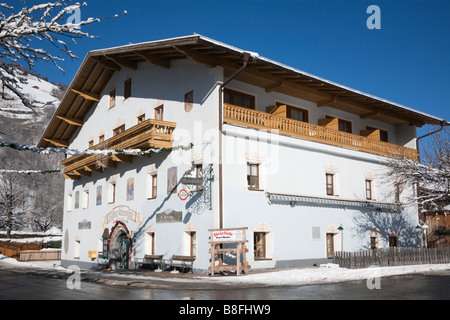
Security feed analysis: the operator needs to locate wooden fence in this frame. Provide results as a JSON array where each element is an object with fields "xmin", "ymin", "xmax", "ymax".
[
  {"xmin": 19, "ymin": 250, "xmax": 61, "ymax": 262},
  {"xmin": 0, "ymin": 241, "xmax": 61, "ymax": 261},
  {"xmin": 333, "ymin": 247, "xmax": 450, "ymax": 269}
]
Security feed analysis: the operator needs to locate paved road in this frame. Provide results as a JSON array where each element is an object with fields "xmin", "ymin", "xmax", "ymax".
[{"xmin": 0, "ymin": 266, "xmax": 448, "ymax": 300}]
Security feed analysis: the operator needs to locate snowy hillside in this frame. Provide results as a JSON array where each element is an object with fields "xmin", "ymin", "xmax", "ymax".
[{"xmin": 0, "ymin": 68, "xmax": 65, "ymax": 125}]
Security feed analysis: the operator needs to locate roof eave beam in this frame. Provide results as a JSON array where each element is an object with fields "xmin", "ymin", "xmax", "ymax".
[
  {"xmin": 56, "ymin": 115, "xmax": 84, "ymax": 127},
  {"xmin": 43, "ymin": 138, "xmax": 69, "ymax": 148},
  {"xmin": 71, "ymin": 89, "xmax": 100, "ymax": 102}
]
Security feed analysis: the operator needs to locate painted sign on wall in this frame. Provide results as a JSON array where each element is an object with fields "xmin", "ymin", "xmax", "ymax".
[
  {"xmin": 156, "ymin": 209, "xmax": 182, "ymax": 223},
  {"xmin": 105, "ymin": 205, "xmax": 138, "ymax": 225}
]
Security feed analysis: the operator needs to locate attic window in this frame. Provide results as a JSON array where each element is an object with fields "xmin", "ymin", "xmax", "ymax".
[{"xmin": 124, "ymin": 78, "xmax": 132, "ymax": 100}]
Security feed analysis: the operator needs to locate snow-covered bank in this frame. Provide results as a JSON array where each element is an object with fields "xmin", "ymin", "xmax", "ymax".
[{"xmin": 0, "ymin": 254, "xmax": 65, "ymax": 271}]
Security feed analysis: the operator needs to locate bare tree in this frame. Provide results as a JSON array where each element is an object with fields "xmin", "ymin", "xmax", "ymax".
[
  {"xmin": 385, "ymin": 125, "xmax": 450, "ymax": 214},
  {"xmin": 0, "ymin": 172, "xmax": 29, "ymax": 238},
  {"xmin": 0, "ymin": 1, "xmax": 124, "ymax": 113}
]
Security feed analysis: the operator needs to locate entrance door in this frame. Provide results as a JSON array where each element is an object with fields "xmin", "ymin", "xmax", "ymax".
[
  {"xmin": 119, "ymin": 235, "xmax": 130, "ymax": 269},
  {"xmin": 326, "ymin": 233, "xmax": 334, "ymax": 258}
]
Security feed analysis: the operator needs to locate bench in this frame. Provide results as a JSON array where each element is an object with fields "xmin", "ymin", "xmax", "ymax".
[
  {"xmin": 168, "ymin": 255, "xmax": 196, "ymax": 273},
  {"xmin": 135, "ymin": 254, "xmax": 164, "ymax": 270}
]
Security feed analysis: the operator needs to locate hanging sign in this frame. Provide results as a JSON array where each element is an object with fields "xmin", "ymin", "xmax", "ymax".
[
  {"xmin": 181, "ymin": 177, "xmax": 203, "ymax": 186},
  {"xmin": 178, "ymin": 189, "xmax": 189, "ymax": 201}
]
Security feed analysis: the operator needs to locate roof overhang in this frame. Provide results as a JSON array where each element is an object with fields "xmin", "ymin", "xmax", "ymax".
[{"xmin": 37, "ymin": 34, "xmax": 448, "ymax": 148}]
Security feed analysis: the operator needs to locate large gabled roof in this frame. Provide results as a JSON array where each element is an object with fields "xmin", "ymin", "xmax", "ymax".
[{"xmin": 37, "ymin": 34, "xmax": 448, "ymax": 148}]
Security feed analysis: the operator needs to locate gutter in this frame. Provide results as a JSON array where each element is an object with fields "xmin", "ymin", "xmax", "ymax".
[
  {"xmin": 217, "ymin": 52, "xmax": 251, "ymax": 229},
  {"xmin": 416, "ymin": 120, "xmax": 449, "ymax": 161}
]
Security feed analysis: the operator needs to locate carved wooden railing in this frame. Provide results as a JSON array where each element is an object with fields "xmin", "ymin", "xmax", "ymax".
[
  {"xmin": 223, "ymin": 103, "xmax": 417, "ymax": 161},
  {"xmin": 62, "ymin": 118, "xmax": 176, "ymax": 179}
]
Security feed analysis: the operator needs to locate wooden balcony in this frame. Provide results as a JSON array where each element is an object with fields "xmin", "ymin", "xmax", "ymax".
[
  {"xmin": 62, "ymin": 119, "xmax": 176, "ymax": 179},
  {"xmin": 223, "ymin": 103, "xmax": 418, "ymax": 161}
]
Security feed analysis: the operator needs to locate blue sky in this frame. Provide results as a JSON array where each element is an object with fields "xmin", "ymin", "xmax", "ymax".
[{"xmin": 18, "ymin": 0, "xmax": 450, "ymax": 128}]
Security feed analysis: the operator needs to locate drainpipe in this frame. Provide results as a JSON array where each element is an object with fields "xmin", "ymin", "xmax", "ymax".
[
  {"xmin": 415, "ymin": 120, "xmax": 448, "ymax": 162},
  {"xmin": 218, "ymin": 52, "xmax": 251, "ymax": 229}
]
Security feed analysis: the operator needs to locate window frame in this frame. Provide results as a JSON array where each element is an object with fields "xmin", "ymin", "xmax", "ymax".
[
  {"xmin": 365, "ymin": 179, "xmax": 373, "ymax": 200},
  {"xmin": 124, "ymin": 78, "xmax": 132, "ymax": 100},
  {"xmin": 113, "ymin": 124, "xmax": 125, "ymax": 137},
  {"xmin": 326, "ymin": 173, "xmax": 335, "ymax": 196},
  {"xmin": 137, "ymin": 114, "xmax": 145, "ymax": 124},
  {"xmin": 247, "ymin": 163, "xmax": 260, "ymax": 190},
  {"xmin": 109, "ymin": 88, "xmax": 116, "ymax": 109},
  {"xmin": 155, "ymin": 105, "xmax": 164, "ymax": 120},
  {"xmin": 254, "ymin": 232, "xmax": 266, "ymax": 260},
  {"xmin": 151, "ymin": 174, "xmax": 157, "ymax": 199},
  {"xmin": 108, "ymin": 181, "xmax": 116, "ymax": 204}
]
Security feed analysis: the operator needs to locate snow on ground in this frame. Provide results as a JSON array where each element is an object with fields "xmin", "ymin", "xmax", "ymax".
[
  {"xmin": 0, "ymin": 253, "xmax": 448, "ymax": 286},
  {"xmin": 207, "ymin": 263, "xmax": 450, "ymax": 286}
]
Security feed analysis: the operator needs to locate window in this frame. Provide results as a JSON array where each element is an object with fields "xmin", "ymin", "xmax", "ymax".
[
  {"xmin": 365, "ymin": 179, "xmax": 373, "ymax": 200},
  {"xmin": 74, "ymin": 191, "xmax": 80, "ymax": 209},
  {"xmin": 277, "ymin": 102, "xmax": 309, "ymax": 123},
  {"xmin": 366, "ymin": 126, "xmax": 388, "ymax": 142},
  {"xmin": 254, "ymin": 232, "xmax": 266, "ymax": 259},
  {"xmin": 137, "ymin": 114, "xmax": 145, "ymax": 124},
  {"xmin": 394, "ymin": 181, "xmax": 403, "ymax": 203},
  {"xmin": 113, "ymin": 124, "xmax": 125, "ymax": 136},
  {"xmin": 326, "ymin": 173, "xmax": 334, "ymax": 196},
  {"xmin": 247, "ymin": 163, "xmax": 259, "ymax": 190},
  {"xmin": 67, "ymin": 194, "xmax": 73, "ymax": 212},
  {"xmin": 74, "ymin": 240, "xmax": 80, "ymax": 259},
  {"xmin": 189, "ymin": 231, "xmax": 197, "ymax": 257},
  {"xmin": 109, "ymin": 89, "xmax": 116, "ymax": 109},
  {"xmin": 389, "ymin": 236, "xmax": 398, "ymax": 247},
  {"xmin": 88, "ymin": 140, "xmax": 94, "ymax": 148},
  {"xmin": 149, "ymin": 174, "xmax": 157, "ymax": 199},
  {"xmin": 195, "ymin": 164, "xmax": 203, "ymax": 191},
  {"xmin": 224, "ymin": 89, "xmax": 255, "ymax": 109},
  {"xmin": 124, "ymin": 78, "xmax": 132, "ymax": 100},
  {"xmin": 145, "ymin": 232, "xmax": 155, "ymax": 255},
  {"xmin": 108, "ymin": 182, "xmax": 116, "ymax": 204},
  {"xmin": 99, "ymin": 135, "xmax": 105, "ymax": 143},
  {"xmin": 326, "ymin": 116, "xmax": 352, "ymax": 133},
  {"xmin": 155, "ymin": 105, "xmax": 164, "ymax": 120},
  {"xmin": 370, "ymin": 236, "xmax": 377, "ymax": 249},
  {"xmin": 82, "ymin": 189, "xmax": 89, "ymax": 209}
]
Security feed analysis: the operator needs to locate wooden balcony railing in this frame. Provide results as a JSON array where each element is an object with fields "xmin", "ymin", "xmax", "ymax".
[
  {"xmin": 62, "ymin": 118, "xmax": 176, "ymax": 179},
  {"xmin": 224, "ymin": 103, "xmax": 417, "ymax": 161}
]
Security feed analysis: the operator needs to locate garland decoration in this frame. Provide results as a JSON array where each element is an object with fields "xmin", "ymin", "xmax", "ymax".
[
  {"xmin": 0, "ymin": 141, "xmax": 194, "ymax": 156},
  {"xmin": 0, "ymin": 169, "xmax": 61, "ymax": 175}
]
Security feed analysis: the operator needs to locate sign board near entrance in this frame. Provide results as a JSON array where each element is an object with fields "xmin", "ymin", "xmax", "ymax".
[
  {"xmin": 210, "ymin": 227, "xmax": 246, "ymax": 243},
  {"xmin": 181, "ymin": 177, "xmax": 203, "ymax": 186}
]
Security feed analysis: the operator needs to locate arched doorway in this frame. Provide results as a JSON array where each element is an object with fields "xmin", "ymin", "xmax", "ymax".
[{"xmin": 109, "ymin": 222, "xmax": 132, "ymax": 270}]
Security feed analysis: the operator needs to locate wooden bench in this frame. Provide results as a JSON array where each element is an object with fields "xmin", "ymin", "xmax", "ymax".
[
  {"xmin": 135, "ymin": 254, "xmax": 164, "ymax": 270},
  {"xmin": 168, "ymin": 255, "xmax": 196, "ymax": 273}
]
